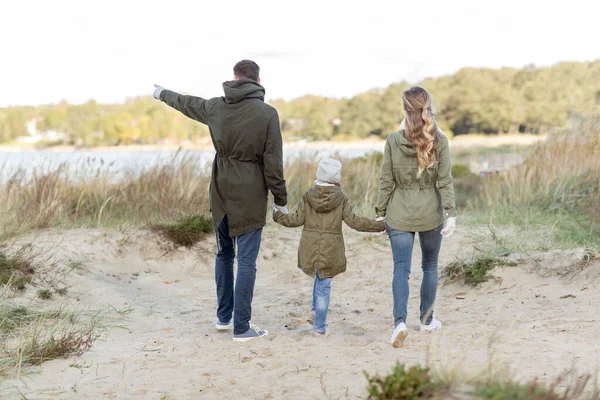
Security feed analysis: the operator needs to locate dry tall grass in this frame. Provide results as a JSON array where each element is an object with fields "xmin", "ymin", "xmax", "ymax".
[
  {"xmin": 1, "ymin": 120, "xmax": 598, "ymax": 248},
  {"xmin": 0, "ymin": 151, "xmax": 385, "ymax": 239},
  {"xmin": 0, "ymin": 152, "xmax": 211, "ymax": 238},
  {"xmin": 481, "ymin": 118, "xmax": 600, "ymax": 247}
]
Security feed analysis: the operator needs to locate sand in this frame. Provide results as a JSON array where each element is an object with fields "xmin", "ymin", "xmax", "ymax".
[{"xmin": 1, "ymin": 224, "xmax": 598, "ymax": 399}]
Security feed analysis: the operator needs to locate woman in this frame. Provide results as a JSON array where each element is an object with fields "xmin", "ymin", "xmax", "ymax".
[{"xmin": 375, "ymin": 86, "xmax": 457, "ymax": 348}]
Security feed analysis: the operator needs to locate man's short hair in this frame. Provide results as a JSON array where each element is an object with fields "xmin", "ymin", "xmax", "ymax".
[{"xmin": 233, "ymin": 60, "xmax": 260, "ymax": 81}]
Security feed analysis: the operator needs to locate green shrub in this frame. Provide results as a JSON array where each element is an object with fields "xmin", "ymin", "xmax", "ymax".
[
  {"xmin": 152, "ymin": 214, "xmax": 213, "ymax": 248},
  {"xmin": 365, "ymin": 363, "xmax": 437, "ymax": 399},
  {"xmin": 476, "ymin": 380, "xmax": 563, "ymax": 400},
  {"xmin": 38, "ymin": 289, "xmax": 53, "ymax": 300},
  {"xmin": 444, "ymin": 256, "xmax": 517, "ymax": 286}
]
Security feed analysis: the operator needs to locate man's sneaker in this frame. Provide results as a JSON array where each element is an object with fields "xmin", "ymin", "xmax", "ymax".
[
  {"xmin": 215, "ymin": 320, "xmax": 232, "ymax": 331},
  {"xmin": 232, "ymin": 324, "xmax": 269, "ymax": 342},
  {"xmin": 420, "ymin": 318, "xmax": 442, "ymax": 332},
  {"xmin": 390, "ymin": 323, "xmax": 408, "ymax": 348}
]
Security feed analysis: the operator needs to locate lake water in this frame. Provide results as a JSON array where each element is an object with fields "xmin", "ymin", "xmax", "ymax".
[{"xmin": 0, "ymin": 147, "xmax": 381, "ymax": 180}]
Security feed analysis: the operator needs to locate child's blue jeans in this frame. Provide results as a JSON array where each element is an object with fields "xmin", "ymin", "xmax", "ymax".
[{"xmin": 311, "ymin": 271, "xmax": 332, "ymax": 334}]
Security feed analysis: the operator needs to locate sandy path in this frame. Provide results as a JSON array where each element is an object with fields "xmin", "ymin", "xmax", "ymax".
[{"xmin": 1, "ymin": 225, "xmax": 598, "ymax": 399}]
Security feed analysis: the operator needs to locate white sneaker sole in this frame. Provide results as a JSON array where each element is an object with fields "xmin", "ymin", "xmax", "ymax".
[
  {"xmin": 215, "ymin": 323, "xmax": 232, "ymax": 331},
  {"xmin": 420, "ymin": 323, "xmax": 442, "ymax": 332},
  {"xmin": 232, "ymin": 330, "xmax": 269, "ymax": 342},
  {"xmin": 391, "ymin": 330, "xmax": 409, "ymax": 348},
  {"xmin": 420, "ymin": 327, "xmax": 441, "ymax": 332}
]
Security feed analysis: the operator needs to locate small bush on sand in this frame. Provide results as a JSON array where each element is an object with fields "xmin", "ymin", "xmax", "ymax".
[
  {"xmin": 0, "ymin": 301, "xmax": 100, "ymax": 375},
  {"xmin": 475, "ymin": 374, "xmax": 598, "ymax": 400},
  {"xmin": 365, "ymin": 363, "xmax": 599, "ymax": 399},
  {"xmin": 476, "ymin": 380, "xmax": 564, "ymax": 400},
  {"xmin": 444, "ymin": 256, "xmax": 517, "ymax": 286},
  {"xmin": 152, "ymin": 214, "xmax": 213, "ymax": 248},
  {"xmin": 365, "ymin": 363, "xmax": 439, "ymax": 399},
  {"xmin": 0, "ymin": 249, "xmax": 35, "ymax": 290},
  {"xmin": 37, "ymin": 289, "xmax": 53, "ymax": 300},
  {"xmin": 20, "ymin": 323, "xmax": 97, "ymax": 366}
]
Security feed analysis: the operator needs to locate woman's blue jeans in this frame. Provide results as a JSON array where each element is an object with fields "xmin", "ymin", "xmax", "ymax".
[{"xmin": 387, "ymin": 223, "xmax": 443, "ymax": 326}]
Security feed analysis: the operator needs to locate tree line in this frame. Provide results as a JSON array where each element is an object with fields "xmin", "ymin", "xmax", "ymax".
[{"xmin": 1, "ymin": 60, "xmax": 599, "ymax": 146}]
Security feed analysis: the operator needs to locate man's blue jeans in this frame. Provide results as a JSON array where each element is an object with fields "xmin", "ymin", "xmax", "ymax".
[
  {"xmin": 311, "ymin": 272, "xmax": 332, "ymax": 334},
  {"xmin": 215, "ymin": 216, "xmax": 262, "ymax": 335},
  {"xmin": 387, "ymin": 223, "xmax": 443, "ymax": 326}
]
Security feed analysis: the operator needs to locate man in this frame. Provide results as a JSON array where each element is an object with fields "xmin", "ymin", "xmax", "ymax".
[{"xmin": 153, "ymin": 60, "xmax": 288, "ymax": 342}]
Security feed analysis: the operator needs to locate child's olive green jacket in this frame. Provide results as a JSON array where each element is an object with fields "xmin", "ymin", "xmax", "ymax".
[
  {"xmin": 274, "ymin": 185, "xmax": 384, "ymax": 279},
  {"xmin": 376, "ymin": 130, "xmax": 457, "ymax": 232}
]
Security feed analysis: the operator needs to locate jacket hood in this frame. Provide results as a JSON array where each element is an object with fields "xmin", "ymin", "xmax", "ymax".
[
  {"xmin": 393, "ymin": 129, "xmax": 417, "ymax": 157},
  {"xmin": 306, "ymin": 185, "xmax": 346, "ymax": 213},
  {"xmin": 222, "ymin": 78, "xmax": 265, "ymax": 104}
]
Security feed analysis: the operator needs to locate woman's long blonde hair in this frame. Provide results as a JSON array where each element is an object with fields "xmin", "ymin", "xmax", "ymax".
[{"xmin": 402, "ymin": 86, "xmax": 440, "ymax": 176}]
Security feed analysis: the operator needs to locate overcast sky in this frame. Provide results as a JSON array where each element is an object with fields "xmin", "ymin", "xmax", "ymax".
[{"xmin": 2, "ymin": 0, "xmax": 598, "ymax": 107}]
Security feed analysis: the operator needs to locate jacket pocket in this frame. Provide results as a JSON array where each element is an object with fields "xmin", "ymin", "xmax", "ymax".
[{"xmin": 393, "ymin": 163, "xmax": 418, "ymax": 188}]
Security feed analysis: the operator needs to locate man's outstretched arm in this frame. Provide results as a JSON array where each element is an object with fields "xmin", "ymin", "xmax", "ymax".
[{"xmin": 153, "ymin": 84, "xmax": 209, "ymax": 124}]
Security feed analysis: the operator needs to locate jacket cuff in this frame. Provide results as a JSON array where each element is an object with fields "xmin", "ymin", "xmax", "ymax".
[
  {"xmin": 274, "ymin": 197, "xmax": 287, "ymax": 207},
  {"xmin": 159, "ymin": 89, "xmax": 169, "ymax": 102},
  {"xmin": 444, "ymin": 209, "xmax": 458, "ymax": 219}
]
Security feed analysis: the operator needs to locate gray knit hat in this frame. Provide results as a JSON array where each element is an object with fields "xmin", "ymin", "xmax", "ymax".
[{"xmin": 316, "ymin": 158, "xmax": 342, "ymax": 184}]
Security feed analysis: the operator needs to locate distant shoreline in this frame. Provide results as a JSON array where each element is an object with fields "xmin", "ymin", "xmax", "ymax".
[
  {"xmin": 0, "ymin": 139, "xmax": 387, "ymax": 153},
  {"xmin": 0, "ymin": 134, "xmax": 545, "ymax": 153}
]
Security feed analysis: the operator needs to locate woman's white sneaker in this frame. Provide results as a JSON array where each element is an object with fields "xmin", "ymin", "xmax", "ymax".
[
  {"xmin": 390, "ymin": 323, "xmax": 409, "ymax": 348},
  {"xmin": 420, "ymin": 318, "xmax": 442, "ymax": 332}
]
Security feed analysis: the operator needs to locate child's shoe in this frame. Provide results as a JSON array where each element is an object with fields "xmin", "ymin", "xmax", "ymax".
[
  {"xmin": 312, "ymin": 327, "xmax": 329, "ymax": 337},
  {"xmin": 306, "ymin": 310, "xmax": 315, "ymax": 325},
  {"xmin": 390, "ymin": 323, "xmax": 408, "ymax": 348}
]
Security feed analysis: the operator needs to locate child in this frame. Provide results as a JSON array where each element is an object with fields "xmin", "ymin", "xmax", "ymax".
[{"xmin": 273, "ymin": 158, "xmax": 385, "ymax": 336}]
